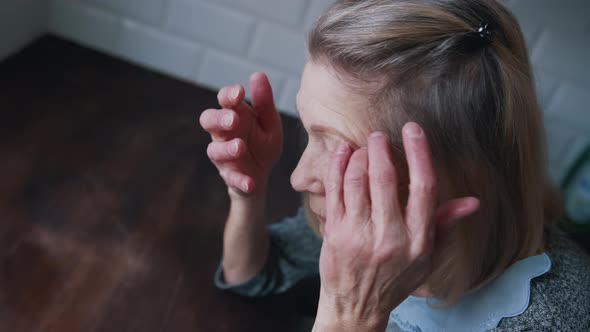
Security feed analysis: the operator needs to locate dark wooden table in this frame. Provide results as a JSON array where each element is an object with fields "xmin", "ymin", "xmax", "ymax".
[{"xmin": 0, "ymin": 36, "xmax": 314, "ymax": 332}]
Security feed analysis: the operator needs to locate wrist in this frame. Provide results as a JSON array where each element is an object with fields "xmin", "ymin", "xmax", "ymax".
[
  {"xmin": 228, "ymin": 178, "xmax": 268, "ymax": 202},
  {"xmin": 313, "ymin": 293, "xmax": 389, "ymax": 332},
  {"xmin": 313, "ymin": 314, "xmax": 387, "ymax": 332},
  {"xmin": 229, "ymin": 185, "xmax": 267, "ymax": 208},
  {"xmin": 222, "ymin": 183, "xmax": 270, "ymax": 284},
  {"xmin": 226, "ymin": 182, "xmax": 268, "ymax": 229}
]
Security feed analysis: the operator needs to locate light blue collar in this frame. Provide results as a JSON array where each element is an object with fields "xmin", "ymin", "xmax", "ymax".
[{"xmin": 387, "ymin": 253, "xmax": 552, "ymax": 332}]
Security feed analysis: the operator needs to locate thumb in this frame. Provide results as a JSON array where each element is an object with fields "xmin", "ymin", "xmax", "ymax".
[{"xmin": 249, "ymin": 72, "xmax": 278, "ymax": 131}]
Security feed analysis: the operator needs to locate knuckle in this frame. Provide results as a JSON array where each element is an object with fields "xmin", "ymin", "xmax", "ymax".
[
  {"xmin": 410, "ymin": 179, "xmax": 436, "ymax": 196},
  {"xmin": 372, "ymin": 169, "xmax": 396, "ymax": 186},
  {"xmin": 374, "ymin": 246, "xmax": 395, "ymax": 263},
  {"xmin": 226, "ymin": 171, "xmax": 238, "ymax": 187},
  {"xmin": 371, "ymin": 206, "xmax": 391, "ymax": 220},
  {"xmin": 374, "ymin": 241, "xmax": 402, "ymax": 263},
  {"xmin": 344, "ymin": 171, "xmax": 366, "ymax": 189},
  {"xmin": 325, "ymin": 179, "xmax": 340, "ymax": 193},
  {"xmin": 226, "ymin": 175, "xmax": 237, "ymax": 189},
  {"xmin": 348, "ymin": 208, "xmax": 369, "ymax": 221},
  {"xmin": 206, "ymin": 143, "xmax": 217, "ymax": 159}
]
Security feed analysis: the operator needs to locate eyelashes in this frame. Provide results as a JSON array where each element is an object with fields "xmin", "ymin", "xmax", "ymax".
[
  {"xmin": 295, "ymin": 121, "xmax": 350, "ymax": 156},
  {"xmin": 296, "ymin": 122, "xmax": 309, "ymax": 152}
]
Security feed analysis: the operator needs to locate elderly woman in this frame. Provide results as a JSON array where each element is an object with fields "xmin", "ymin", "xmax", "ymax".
[{"xmin": 199, "ymin": 0, "xmax": 590, "ymax": 331}]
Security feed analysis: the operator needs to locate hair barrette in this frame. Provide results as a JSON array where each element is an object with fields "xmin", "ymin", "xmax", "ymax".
[{"xmin": 477, "ymin": 22, "xmax": 493, "ymax": 42}]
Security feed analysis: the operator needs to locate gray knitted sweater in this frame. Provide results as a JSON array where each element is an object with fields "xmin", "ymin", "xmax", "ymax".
[{"xmin": 215, "ymin": 209, "xmax": 590, "ymax": 331}]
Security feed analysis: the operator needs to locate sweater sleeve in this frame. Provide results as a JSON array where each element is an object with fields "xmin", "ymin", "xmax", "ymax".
[{"xmin": 214, "ymin": 207, "xmax": 322, "ymax": 297}]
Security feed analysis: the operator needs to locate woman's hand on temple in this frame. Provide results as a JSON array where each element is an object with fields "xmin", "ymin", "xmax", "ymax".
[
  {"xmin": 199, "ymin": 73, "xmax": 283, "ymax": 199},
  {"xmin": 313, "ymin": 122, "xmax": 480, "ymax": 332}
]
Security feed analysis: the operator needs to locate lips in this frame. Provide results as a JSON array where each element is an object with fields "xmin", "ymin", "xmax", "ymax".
[
  {"xmin": 310, "ymin": 206, "xmax": 326, "ymax": 222},
  {"xmin": 307, "ymin": 195, "xmax": 326, "ymax": 222}
]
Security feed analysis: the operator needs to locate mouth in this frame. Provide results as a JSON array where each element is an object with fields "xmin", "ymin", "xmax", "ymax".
[
  {"xmin": 310, "ymin": 207, "xmax": 326, "ymax": 222},
  {"xmin": 316, "ymin": 214, "xmax": 326, "ymax": 222},
  {"xmin": 314, "ymin": 213, "xmax": 326, "ymax": 236},
  {"xmin": 304, "ymin": 194, "xmax": 326, "ymax": 230}
]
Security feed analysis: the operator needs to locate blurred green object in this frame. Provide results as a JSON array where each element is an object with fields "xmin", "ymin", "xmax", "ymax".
[{"xmin": 560, "ymin": 142, "xmax": 590, "ymax": 234}]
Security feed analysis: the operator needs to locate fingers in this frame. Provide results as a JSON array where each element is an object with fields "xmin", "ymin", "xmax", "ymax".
[
  {"xmin": 217, "ymin": 84, "xmax": 253, "ymax": 122},
  {"xmin": 325, "ymin": 144, "xmax": 351, "ymax": 224},
  {"xmin": 217, "ymin": 84, "xmax": 245, "ymax": 109},
  {"xmin": 200, "ymin": 109, "xmax": 239, "ymax": 137},
  {"xmin": 343, "ymin": 148, "xmax": 371, "ymax": 223},
  {"xmin": 402, "ymin": 122, "xmax": 437, "ymax": 254},
  {"xmin": 249, "ymin": 72, "xmax": 278, "ymax": 131},
  {"xmin": 214, "ymin": 73, "xmax": 278, "ymax": 134},
  {"xmin": 368, "ymin": 132, "xmax": 401, "ymax": 224},
  {"xmin": 207, "ymin": 138, "xmax": 245, "ymax": 162},
  {"xmin": 220, "ymin": 169, "xmax": 255, "ymax": 194}
]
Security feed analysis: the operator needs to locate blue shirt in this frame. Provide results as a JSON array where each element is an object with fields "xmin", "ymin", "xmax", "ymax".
[{"xmin": 388, "ymin": 253, "xmax": 551, "ymax": 331}]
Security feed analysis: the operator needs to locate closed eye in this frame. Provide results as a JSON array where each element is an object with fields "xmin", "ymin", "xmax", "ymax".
[{"xmin": 296, "ymin": 121, "xmax": 308, "ymax": 152}]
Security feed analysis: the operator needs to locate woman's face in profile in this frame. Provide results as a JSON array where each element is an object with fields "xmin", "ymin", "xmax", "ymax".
[{"xmin": 291, "ymin": 61, "xmax": 371, "ymax": 233}]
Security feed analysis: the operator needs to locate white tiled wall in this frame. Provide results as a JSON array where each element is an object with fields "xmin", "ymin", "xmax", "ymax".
[
  {"xmin": 44, "ymin": 0, "xmax": 334, "ymax": 116},
  {"xmin": 1, "ymin": 0, "xmax": 589, "ymax": 183},
  {"xmin": 43, "ymin": 1, "xmax": 589, "ymax": 118},
  {"xmin": 0, "ymin": 0, "xmax": 48, "ymax": 60},
  {"xmin": 506, "ymin": 0, "xmax": 590, "ymax": 183}
]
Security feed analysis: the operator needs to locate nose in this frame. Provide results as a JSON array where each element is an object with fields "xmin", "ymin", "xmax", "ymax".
[{"xmin": 290, "ymin": 151, "xmax": 323, "ymax": 194}]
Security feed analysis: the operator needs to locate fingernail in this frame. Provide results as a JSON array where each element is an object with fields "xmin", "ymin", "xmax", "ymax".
[
  {"xmin": 223, "ymin": 114, "xmax": 234, "ymax": 128},
  {"xmin": 231, "ymin": 141, "xmax": 239, "ymax": 155},
  {"xmin": 370, "ymin": 131, "xmax": 386, "ymax": 139},
  {"xmin": 404, "ymin": 122, "xmax": 423, "ymax": 138},
  {"xmin": 336, "ymin": 144, "xmax": 349, "ymax": 154},
  {"xmin": 230, "ymin": 87, "xmax": 240, "ymax": 101},
  {"xmin": 242, "ymin": 180, "xmax": 250, "ymax": 192}
]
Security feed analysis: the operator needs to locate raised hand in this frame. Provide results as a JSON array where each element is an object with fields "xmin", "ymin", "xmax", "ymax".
[
  {"xmin": 313, "ymin": 123, "xmax": 480, "ymax": 331},
  {"xmin": 200, "ymin": 73, "xmax": 283, "ymax": 199}
]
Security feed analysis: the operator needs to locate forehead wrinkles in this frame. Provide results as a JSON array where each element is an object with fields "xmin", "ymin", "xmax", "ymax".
[
  {"xmin": 297, "ymin": 62, "xmax": 372, "ymax": 146},
  {"xmin": 299, "ymin": 98, "xmax": 361, "ymax": 145},
  {"xmin": 299, "ymin": 95, "xmax": 368, "ymax": 149}
]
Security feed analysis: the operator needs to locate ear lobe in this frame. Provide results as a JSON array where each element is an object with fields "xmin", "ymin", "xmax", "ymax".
[{"xmin": 434, "ymin": 197, "xmax": 480, "ymax": 241}]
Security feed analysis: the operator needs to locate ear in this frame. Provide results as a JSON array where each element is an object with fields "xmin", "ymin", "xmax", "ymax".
[{"xmin": 433, "ymin": 197, "xmax": 479, "ymax": 245}]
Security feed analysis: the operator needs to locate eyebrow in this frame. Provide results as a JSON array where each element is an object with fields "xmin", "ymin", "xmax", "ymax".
[
  {"xmin": 295, "ymin": 103, "xmax": 359, "ymax": 149},
  {"xmin": 309, "ymin": 125, "xmax": 359, "ymax": 149}
]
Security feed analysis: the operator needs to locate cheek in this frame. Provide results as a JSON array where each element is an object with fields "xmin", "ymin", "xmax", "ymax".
[
  {"xmin": 301, "ymin": 144, "xmax": 331, "ymax": 181},
  {"xmin": 318, "ymin": 154, "xmax": 331, "ymax": 187},
  {"xmin": 313, "ymin": 147, "xmax": 347, "ymax": 192}
]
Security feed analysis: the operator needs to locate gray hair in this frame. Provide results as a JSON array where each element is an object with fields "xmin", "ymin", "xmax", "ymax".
[{"xmin": 308, "ymin": 0, "xmax": 555, "ymax": 304}]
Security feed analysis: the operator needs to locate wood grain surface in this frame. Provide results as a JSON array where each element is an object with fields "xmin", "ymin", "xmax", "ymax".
[{"xmin": 0, "ymin": 36, "xmax": 315, "ymax": 332}]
